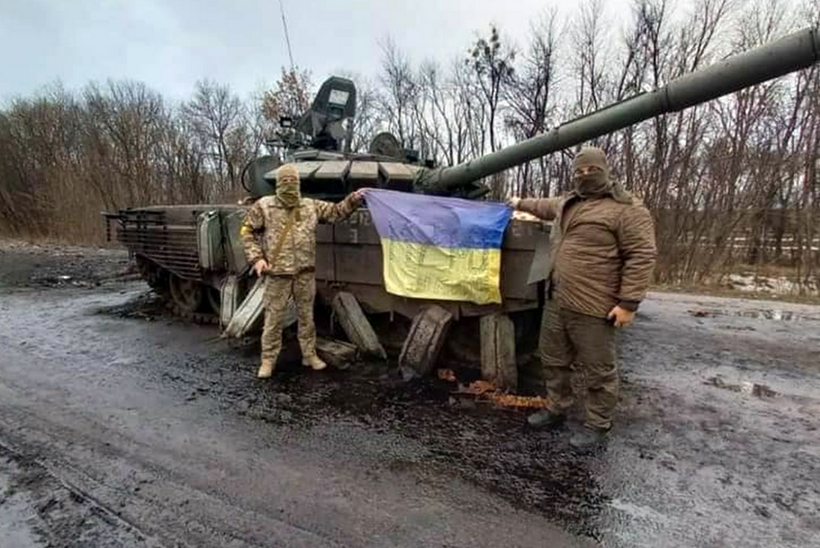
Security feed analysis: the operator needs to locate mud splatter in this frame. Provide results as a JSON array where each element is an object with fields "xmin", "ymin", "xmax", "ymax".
[{"xmin": 706, "ymin": 376, "xmax": 780, "ymax": 398}]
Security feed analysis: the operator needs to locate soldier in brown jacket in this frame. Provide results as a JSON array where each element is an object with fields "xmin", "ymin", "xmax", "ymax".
[
  {"xmin": 509, "ymin": 147, "xmax": 657, "ymax": 448},
  {"xmin": 241, "ymin": 164, "xmax": 365, "ymax": 378}
]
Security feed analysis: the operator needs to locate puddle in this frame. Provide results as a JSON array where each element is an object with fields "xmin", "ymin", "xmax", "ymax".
[
  {"xmin": 706, "ymin": 376, "xmax": 779, "ymax": 398},
  {"xmin": 735, "ymin": 310, "xmax": 815, "ymax": 321},
  {"xmin": 688, "ymin": 308, "xmax": 818, "ymax": 322}
]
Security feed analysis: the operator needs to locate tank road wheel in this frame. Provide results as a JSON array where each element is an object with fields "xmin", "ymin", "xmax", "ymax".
[
  {"xmin": 136, "ymin": 255, "xmax": 169, "ymax": 295},
  {"xmin": 169, "ymin": 275, "xmax": 204, "ymax": 314}
]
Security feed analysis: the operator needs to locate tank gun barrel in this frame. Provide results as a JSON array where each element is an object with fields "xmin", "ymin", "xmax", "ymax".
[{"xmin": 424, "ymin": 26, "xmax": 820, "ymax": 193}]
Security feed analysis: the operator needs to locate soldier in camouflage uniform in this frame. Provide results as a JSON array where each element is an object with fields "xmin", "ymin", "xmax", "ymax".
[
  {"xmin": 509, "ymin": 147, "xmax": 657, "ymax": 448},
  {"xmin": 241, "ymin": 163, "xmax": 365, "ymax": 378}
]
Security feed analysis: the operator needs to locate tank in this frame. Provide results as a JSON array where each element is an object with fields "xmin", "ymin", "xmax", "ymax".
[{"xmin": 105, "ymin": 26, "xmax": 819, "ymax": 368}]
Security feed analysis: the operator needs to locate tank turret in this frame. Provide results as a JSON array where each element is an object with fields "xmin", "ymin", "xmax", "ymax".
[{"xmin": 245, "ymin": 76, "xmax": 480, "ymax": 201}]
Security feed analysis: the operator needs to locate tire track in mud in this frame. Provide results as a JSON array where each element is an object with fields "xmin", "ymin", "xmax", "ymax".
[
  {"xmin": 0, "ymin": 365, "xmax": 350, "ymax": 548},
  {"xmin": 0, "ymin": 439, "xmax": 165, "ymax": 548}
]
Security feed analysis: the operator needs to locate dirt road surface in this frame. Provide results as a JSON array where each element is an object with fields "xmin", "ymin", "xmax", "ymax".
[{"xmin": 1, "ymin": 241, "xmax": 818, "ymax": 547}]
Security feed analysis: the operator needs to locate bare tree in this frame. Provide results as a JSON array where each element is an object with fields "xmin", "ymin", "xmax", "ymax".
[
  {"xmin": 505, "ymin": 10, "xmax": 561, "ymax": 197},
  {"xmin": 83, "ymin": 80, "xmax": 166, "ymax": 208},
  {"xmin": 182, "ymin": 80, "xmax": 249, "ymax": 194},
  {"xmin": 378, "ymin": 38, "xmax": 419, "ymax": 148},
  {"xmin": 570, "ymin": 0, "xmax": 611, "ymax": 114},
  {"xmin": 468, "ymin": 25, "xmax": 515, "ymax": 154},
  {"xmin": 341, "ymin": 73, "xmax": 383, "ymax": 153},
  {"xmin": 260, "ymin": 68, "xmax": 313, "ymax": 128},
  {"xmin": 414, "ymin": 60, "xmax": 471, "ymax": 166}
]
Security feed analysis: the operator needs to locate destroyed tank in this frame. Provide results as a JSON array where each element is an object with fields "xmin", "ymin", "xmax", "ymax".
[{"xmin": 106, "ymin": 26, "xmax": 820, "ymax": 382}]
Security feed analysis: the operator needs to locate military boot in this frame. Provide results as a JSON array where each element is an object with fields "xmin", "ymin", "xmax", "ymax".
[
  {"xmin": 302, "ymin": 354, "xmax": 327, "ymax": 371},
  {"xmin": 569, "ymin": 424, "xmax": 611, "ymax": 450},
  {"xmin": 527, "ymin": 408, "xmax": 566, "ymax": 429},
  {"xmin": 257, "ymin": 357, "xmax": 276, "ymax": 379}
]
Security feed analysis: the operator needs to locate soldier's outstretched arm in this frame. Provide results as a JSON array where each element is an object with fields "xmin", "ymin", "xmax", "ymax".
[
  {"xmin": 313, "ymin": 189, "xmax": 366, "ymax": 223},
  {"xmin": 511, "ymin": 197, "xmax": 561, "ymax": 221},
  {"xmin": 240, "ymin": 202, "xmax": 266, "ymax": 267}
]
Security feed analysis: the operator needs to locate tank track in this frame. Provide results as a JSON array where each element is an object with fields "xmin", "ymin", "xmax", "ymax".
[
  {"xmin": 166, "ymin": 299, "xmax": 220, "ymax": 326},
  {"xmin": 136, "ymin": 255, "xmax": 220, "ymax": 326}
]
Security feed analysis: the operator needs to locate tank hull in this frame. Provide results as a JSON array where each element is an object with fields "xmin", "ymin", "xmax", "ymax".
[{"xmin": 107, "ymin": 205, "xmax": 546, "ymax": 322}]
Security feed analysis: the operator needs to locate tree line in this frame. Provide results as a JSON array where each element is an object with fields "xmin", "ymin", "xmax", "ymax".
[{"xmin": 1, "ymin": 0, "xmax": 818, "ymax": 289}]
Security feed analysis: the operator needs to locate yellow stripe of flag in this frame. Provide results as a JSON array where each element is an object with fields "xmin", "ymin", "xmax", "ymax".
[{"xmin": 381, "ymin": 238, "xmax": 503, "ymax": 304}]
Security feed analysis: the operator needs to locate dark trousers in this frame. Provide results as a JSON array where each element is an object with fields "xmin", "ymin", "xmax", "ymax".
[{"xmin": 539, "ymin": 300, "xmax": 619, "ymax": 429}]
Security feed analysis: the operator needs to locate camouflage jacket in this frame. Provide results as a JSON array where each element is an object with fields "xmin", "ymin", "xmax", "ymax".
[
  {"xmin": 518, "ymin": 192, "xmax": 656, "ymax": 318},
  {"xmin": 242, "ymin": 194, "xmax": 359, "ymax": 276}
]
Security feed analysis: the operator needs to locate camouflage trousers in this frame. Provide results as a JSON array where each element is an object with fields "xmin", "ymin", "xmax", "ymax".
[
  {"xmin": 539, "ymin": 300, "xmax": 619, "ymax": 430},
  {"xmin": 261, "ymin": 271, "xmax": 317, "ymax": 363}
]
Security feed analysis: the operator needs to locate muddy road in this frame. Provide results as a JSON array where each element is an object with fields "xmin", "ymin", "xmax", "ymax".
[{"xmin": 1, "ymin": 242, "xmax": 818, "ymax": 547}]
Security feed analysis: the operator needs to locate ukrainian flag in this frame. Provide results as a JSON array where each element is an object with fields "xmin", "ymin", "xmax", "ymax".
[{"xmin": 363, "ymin": 189, "xmax": 513, "ymax": 305}]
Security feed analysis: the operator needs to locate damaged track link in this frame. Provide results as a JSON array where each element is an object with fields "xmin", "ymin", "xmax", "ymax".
[
  {"xmin": 166, "ymin": 299, "xmax": 220, "ymax": 325},
  {"xmin": 136, "ymin": 256, "xmax": 221, "ymax": 326}
]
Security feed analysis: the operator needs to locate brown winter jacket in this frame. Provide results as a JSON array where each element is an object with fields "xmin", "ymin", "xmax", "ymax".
[
  {"xmin": 242, "ymin": 194, "xmax": 359, "ymax": 276},
  {"xmin": 518, "ymin": 192, "xmax": 657, "ymax": 318}
]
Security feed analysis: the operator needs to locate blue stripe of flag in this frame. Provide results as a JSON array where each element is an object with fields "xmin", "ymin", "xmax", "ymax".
[{"xmin": 363, "ymin": 189, "xmax": 512, "ymax": 249}]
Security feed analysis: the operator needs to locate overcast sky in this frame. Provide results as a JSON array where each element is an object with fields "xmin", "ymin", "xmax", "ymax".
[{"xmin": 2, "ymin": 0, "xmax": 650, "ymax": 103}]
